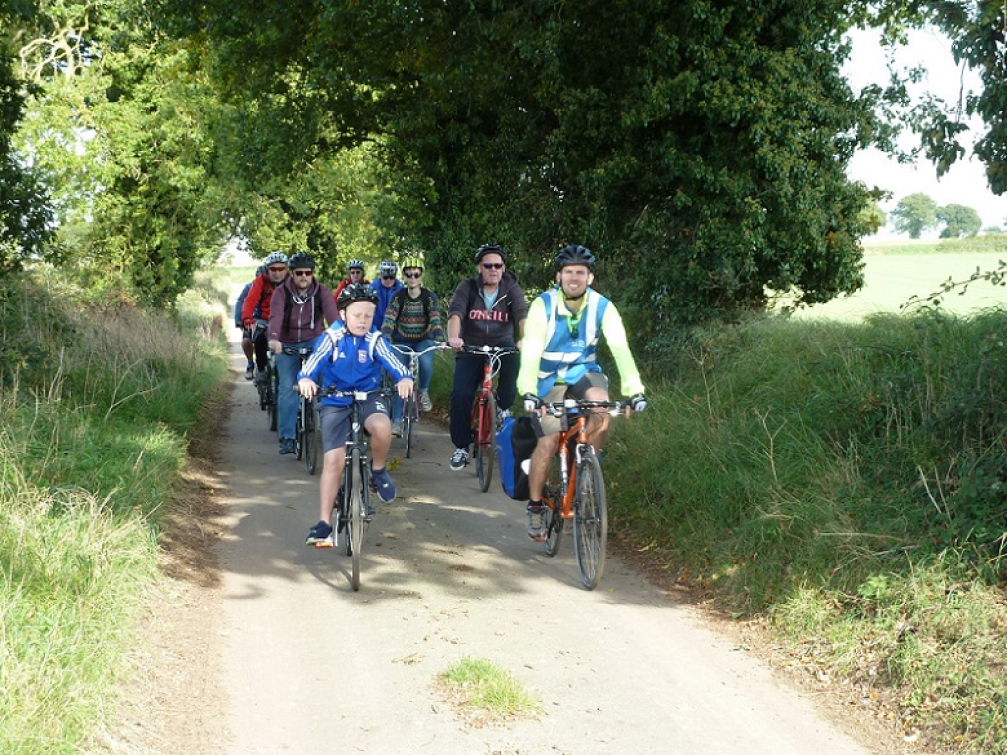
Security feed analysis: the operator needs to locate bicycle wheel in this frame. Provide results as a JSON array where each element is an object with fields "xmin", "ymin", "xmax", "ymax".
[
  {"xmin": 544, "ymin": 489, "xmax": 564, "ymax": 557},
  {"xmin": 268, "ymin": 368, "xmax": 278, "ymax": 432},
  {"xmin": 295, "ymin": 404, "xmax": 305, "ymax": 461},
  {"xmin": 474, "ymin": 392, "xmax": 496, "ymax": 492},
  {"xmin": 403, "ymin": 394, "xmax": 415, "ymax": 459},
  {"xmin": 303, "ymin": 402, "xmax": 318, "ymax": 475},
  {"xmin": 347, "ymin": 447, "xmax": 365, "ymax": 591},
  {"xmin": 573, "ymin": 447, "xmax": 607, "ymax": 590}
]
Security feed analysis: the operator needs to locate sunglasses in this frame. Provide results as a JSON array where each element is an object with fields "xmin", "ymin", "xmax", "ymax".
[
  {"xmin": 268, "ymin": 266, "xmax": 286, "ymax": 273},
  {"xmin": 349, "ymin": 269, "xmax": 363, "ymax": 274},
  {"xmin": 482, "ymin": 263, "xmax": 504, "ymax": 270},
  {"xmin": 382, "ymin": 275, "xmax": 396, "ymax": 280},
  {"xmin": 404, "ymin": 272, "xmax": 422, "ymax": 279},
  {"xmin": 293, "ymin": 270, "xmax": 313, "ymax": 277}
]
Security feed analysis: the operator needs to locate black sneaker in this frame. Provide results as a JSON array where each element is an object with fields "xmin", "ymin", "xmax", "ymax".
[
  {"xmin": 279, "ymin": 438, "xmax": 295, "ymax": 455},
  {"xmin": 449, "ymin": 447, "xmax": 469, "ymax": 471},
  {"xmin": 305, "ymin": 520, "xmax": 333, "ymax": 547}
]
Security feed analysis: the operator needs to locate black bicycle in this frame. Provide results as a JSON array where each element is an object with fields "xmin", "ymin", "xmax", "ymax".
[
  {"xmin": 389, "ymin": 342, "xmax": 449, "ymax": 458},
  {"xmin": 283, "ymin": 344, "xmax": 319, "ymax": 475},
  {"xmin": 320, "ymin": 387, "xmax": 379, "ymax": 591}
]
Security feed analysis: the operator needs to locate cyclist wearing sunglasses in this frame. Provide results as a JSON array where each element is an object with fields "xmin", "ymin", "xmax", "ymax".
[
  {"xmin": 446, "ymin": 243, "xmax": 528, "ymax": 471},
  {"xmin": 268, "ymin": 252, "xmax": 341, "ymax": 455},
  {"xmin": 368, "ymin": 260, "xmax": 404, "ymax": 330},
  {"xmin": 332, "ymin": 258, "xmax": 371, "ymax": 304},
  {"xmin": 517, "ymin": 244, "xmax": 648, "ymax": 540},
  {"xmin": 381, "ymin": 255, "xmax": 446, "ymax": 429},
  {"xmin": 241, "ymin": 252, "xmax": 289, "ymax": 383}
]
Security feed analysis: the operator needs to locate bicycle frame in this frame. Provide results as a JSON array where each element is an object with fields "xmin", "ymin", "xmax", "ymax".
[
  {"xmin": 283, "ymin": 345, "xmax": 317, "ymax": 474},
  {"xmin": 390, "ymin": 342, "xmax": 449, "ymax": 458},
  {"xmin": 464, "ymin": 345, "xmax": 518, "ymax": 492},
  {"xmin": 540, "ymin": 398, "xmax": 625, "ymax": 590},
  {"xmin": 317, "ymin": 387, "xmax": 378, "ymax": 592}
]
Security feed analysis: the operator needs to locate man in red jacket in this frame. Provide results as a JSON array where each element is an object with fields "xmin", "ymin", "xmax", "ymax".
[{"xmin": 241, "ymin": 252, "xmax": 289, "ymax": 382}]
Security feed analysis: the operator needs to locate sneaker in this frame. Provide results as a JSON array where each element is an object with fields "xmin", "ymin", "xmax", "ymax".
[
  {"xmin": 497, "ymin": 408, "xmax": 513, "ymax": 424},
  {"xmin": 449, "ymin": 447, "xmax": 469, "ymax": 471},
  {"xmin": 371, "ymin": 466, "xmax": 396, "ymax": 502},
  {"xmin": 244, "ymin": 363, "xmax": 255, "ymax": 380},
  {"xmin": 419, "ymin": 390, "xmax": 433, "ymax": 412},
  {"xmin": 526, "ymin": 504, "xmax": 546, "ymax": 542},
  {"xmin": 391, "ymin": 420, "xmax": 403, "ymax": 437},
  {"xmin": 279, "ymin": 438, "xmax": 295, "ymax": 455},
  {"xmin": 254, "ymin": 369, "xmax": 267, "ymax": 386},
  {"xmin": 305, "ymin": 520, "xmax": 334, "ymax": 547}
]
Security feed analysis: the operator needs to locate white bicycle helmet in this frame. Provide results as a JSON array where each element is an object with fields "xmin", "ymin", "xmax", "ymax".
[
  {"xmin": 263, "ymin": 251, "xmax": 288, "ymax": 267},
  {"xmin": 379, "ymin": 260, "xmax": 398, "ymax": 278}
]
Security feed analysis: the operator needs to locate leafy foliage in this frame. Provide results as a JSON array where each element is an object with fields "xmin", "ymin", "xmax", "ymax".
[{"xmin": 937, "ymin": 203, "xmax": 982, "ymax": 238}]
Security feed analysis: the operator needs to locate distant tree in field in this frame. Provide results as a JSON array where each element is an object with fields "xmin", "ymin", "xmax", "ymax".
[
  {"xmin": 984, "ymin": 226, "xmax": 1003, "ymax": 235},
  {"xmin": 937, "ymin": 204, "xmax": 982, "ymax": 238},
  {"xmin": 891, "ymin": 193, "xmax": 939, "ymax": 238}
]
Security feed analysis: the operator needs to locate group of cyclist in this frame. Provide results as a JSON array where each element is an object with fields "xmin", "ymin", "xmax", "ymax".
[{"xmin": 236, "ymin": 243, "xmax": 647, "ymax": 546}]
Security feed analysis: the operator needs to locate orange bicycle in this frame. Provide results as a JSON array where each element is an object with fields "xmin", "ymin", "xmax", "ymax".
[
  {"xmin": 540, "ymin": 397, "xmax": 626, "ymax": 590},
  {"xmin": 465, "ymin": 345, "xmax": 519, "ymax": 492}
]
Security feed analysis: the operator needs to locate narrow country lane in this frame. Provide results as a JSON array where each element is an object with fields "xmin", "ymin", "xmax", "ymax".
[{"xmin": 214, "ymin": 322, "xmax": 889, "ymax": 755}]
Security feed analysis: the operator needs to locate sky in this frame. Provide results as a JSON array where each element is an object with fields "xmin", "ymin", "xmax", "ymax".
[{"xmin": 843, "ymin": 28, "xmax": 1007, "ymax": 239}]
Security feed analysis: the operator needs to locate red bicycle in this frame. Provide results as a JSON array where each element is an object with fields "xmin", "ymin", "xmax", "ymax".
[{"xmin": 465, "ymin": 345, "xmax": 519, "ymax": 492}]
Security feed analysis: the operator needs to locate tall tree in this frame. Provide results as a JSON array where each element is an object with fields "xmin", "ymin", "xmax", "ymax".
[
  {"xmin": 891, "ymin": 192, "xmax": 939, "ymax": 238},
  {"xmin": 937, "ymin": 203, "xmax": 982, "ymax": 238}
]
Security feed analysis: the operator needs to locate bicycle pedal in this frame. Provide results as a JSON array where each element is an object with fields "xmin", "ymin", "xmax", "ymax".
[{"xmin": 313, "ymin": 536, "xmax": 335, "ymax": 548}]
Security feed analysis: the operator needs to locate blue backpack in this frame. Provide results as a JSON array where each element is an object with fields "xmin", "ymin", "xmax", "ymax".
[{"xmin": 496, "ymin": 415, "xmax": 537, "ymax": 500}]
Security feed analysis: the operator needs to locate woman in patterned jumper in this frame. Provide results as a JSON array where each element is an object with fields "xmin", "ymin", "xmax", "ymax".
[{"xmin": 381, "ymin": 255, "xmax": 446, "ymax": 435}]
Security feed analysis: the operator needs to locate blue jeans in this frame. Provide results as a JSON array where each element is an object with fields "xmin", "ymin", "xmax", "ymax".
[
  {"xmin": 275, "ymin": 340, "xmax": 314, "ymax": 442},
  {"xmin": 390, "ymin": 338, "xmax": 435, "ymax": 420}
]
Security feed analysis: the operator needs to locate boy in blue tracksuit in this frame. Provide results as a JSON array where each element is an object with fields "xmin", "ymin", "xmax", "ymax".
[{"xmin": 297, "ymin": 283, "xmax": 413, "ymax": 546}]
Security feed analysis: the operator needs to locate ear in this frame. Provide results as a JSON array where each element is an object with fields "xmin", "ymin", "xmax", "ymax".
[
  {"xmin": 587, "ymin": 272, "xmax": 595, "ymax": 286},
  {"xmin": 554, "ymin": 271, "xmax": 562, "ymax": 283}
]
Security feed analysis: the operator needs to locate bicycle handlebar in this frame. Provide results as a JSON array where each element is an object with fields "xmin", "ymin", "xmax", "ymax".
[
  {"xmin": 317, "ymin": 386, "xmax": 386, "ymax": 401},
  {"xmin": 462, "ymin": 345, "xmax": 519, "ymax": 357},
  {"xmin": 282, "ymin": 344, "xmax": 314, "ymax": 357},
  {"xmin": 389, "ymin": 342, "xmax": 451, "ymax": 358},
  {"xmin": 543, "ymin": 398, "xmax": 628, "ymax": 417}
]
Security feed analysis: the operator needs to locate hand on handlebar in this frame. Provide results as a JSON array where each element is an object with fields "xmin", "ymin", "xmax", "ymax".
[
  {"xmin": 448, "ymin": 336, "xmax": 464, "ymax": 351},
  {"xmin": 396, "ymin": 377, "xmax": 414, "ymax": 399},
  {"xmin": 523, "ymin": 393, "xmax": 542, "ymax": 414},
  {"xmin": 298, "ymin": 378, "xmax": 318, "ymax": 399}
]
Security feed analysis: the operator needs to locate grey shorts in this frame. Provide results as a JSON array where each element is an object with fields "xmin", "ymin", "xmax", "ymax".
[
  {"xmin": 533, "ymin": 372, "xmax": 610, "ymax": 437},
  {"xmin": 318, "ymin": 396, "xmax": 390, "ymax": 453}
]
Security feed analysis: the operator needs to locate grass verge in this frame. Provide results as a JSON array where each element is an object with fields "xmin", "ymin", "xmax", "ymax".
[{"xmin": 0, "ymin": 269, "xmax": 228, "ymax": 753}]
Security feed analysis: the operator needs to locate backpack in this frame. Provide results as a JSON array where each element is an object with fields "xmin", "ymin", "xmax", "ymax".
[{"xmin": 496, "ymin": 415, "xmax": 537, "ymax": 500}]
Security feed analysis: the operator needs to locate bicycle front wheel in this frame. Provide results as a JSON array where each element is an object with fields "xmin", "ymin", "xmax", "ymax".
[
  {"xmin": 573, "ymin": 448, "xmax": 607, "ymax": 590},
  {"xmin": 268, "ymin": 369, "xmax": 278, "ymax": 432},
  {"xmin": 474, "ymin": 393, "xmax": 496, "ymax": 493},
  {"xmin": 403, "ymin": 394, "xmax": 416, "ymax": 459},
  {"xmin": 303, "ymin": 403, "xmax": 318, "ymax": 475},
  {"xmin": 348, "ymin": 447, "xmax": 365, "ymax": 591}
]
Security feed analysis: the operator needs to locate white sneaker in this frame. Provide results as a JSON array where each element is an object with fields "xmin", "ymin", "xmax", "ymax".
[
  {"xmin": 391, "ymin": 420, "xmax": 403, "ymax": 437},
  {"xmin": 450, "ymin": 447, "xmax": 469, "ymax": 471},
  {"xmin": 419, "ymin": 390, "xmax": 433, "ymax": 412}
]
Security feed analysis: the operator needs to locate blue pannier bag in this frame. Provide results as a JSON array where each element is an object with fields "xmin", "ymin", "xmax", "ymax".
[{"xmin": 496, "ymin": 415, "xmax": 537, "ymax": 500}]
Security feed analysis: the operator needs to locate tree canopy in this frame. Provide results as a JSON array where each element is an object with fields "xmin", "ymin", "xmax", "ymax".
[
  {"xmin": 1, "ymin": 0, "xmax": 1005, "ymax": 328},
  {"xmin": 891, "ymin": 192, "xmax": 940, "ymax": 238}
]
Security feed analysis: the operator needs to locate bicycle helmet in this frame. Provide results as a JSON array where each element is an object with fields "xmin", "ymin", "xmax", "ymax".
[
  {"xmin": 348, "ymin": 258, "xmax": 365, "ymax": 271},
  {"xmin": 263, "ymin": 251, "xmax": 288, "ymax": 267},
  {"xmin": 255, "ymin": 265, "xmax": 266, "ymax": 277},
  {"xmin": 554, "ymin": 244, "xmax": 596, "ymax": 271},
  {"xmin": 474, "ymin": 243, "xmax": 506, "ymax": 264},
  {"xmin": 379, "ymin": 260, "xmax": 398, "ymax": 278},
  {"xmin": 401, "ymin": 255, "xmax": 424, "ymax": 271},
  {"xmin": 337, "ymin": 282, "xmax": 380, "ymax": 310},
  {"xmin": 288, "ymin": 251, "xmax": 316, "ymax": 270}
]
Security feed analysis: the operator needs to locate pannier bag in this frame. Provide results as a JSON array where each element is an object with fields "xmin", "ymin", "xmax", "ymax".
[{"xmin": 496, "ymin": 415, "xmax": 537, "ymax": 500}]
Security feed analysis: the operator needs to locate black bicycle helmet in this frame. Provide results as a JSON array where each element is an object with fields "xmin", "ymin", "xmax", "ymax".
[
  {"xmin": 337, "ymin": 282, "xmax": 380, "ymax": 310},
  {"xmin": 474, "ymin": 243, "xmax": 506, "ymax": 264},
  {"xmin": 288, "ymin": 251, "xmax": 316, "ymax": 270},
  {"xmin": 554, "ymin": 244, "xmax": 596, "ymax": 271}
]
